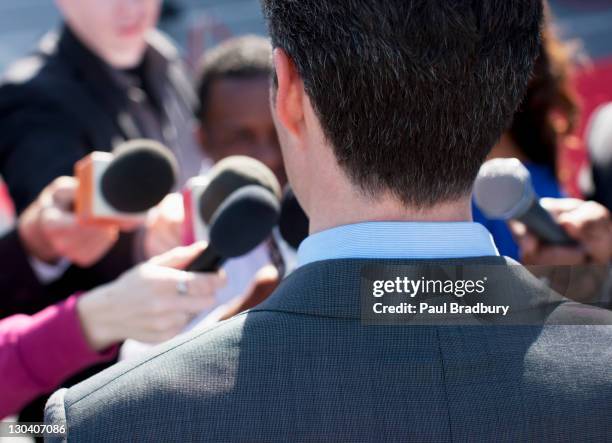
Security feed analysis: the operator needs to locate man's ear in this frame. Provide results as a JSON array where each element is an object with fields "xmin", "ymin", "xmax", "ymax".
[{"xmin": 272, "ymin": 48, "xmax": 304, "ymax": 138}]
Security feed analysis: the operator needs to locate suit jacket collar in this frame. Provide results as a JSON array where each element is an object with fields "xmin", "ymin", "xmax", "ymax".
[
  {"xmin": 252, "ymin": 257, "xmax": 576, "ymax": 324},
  {"xmin": 53, "ymin": 26, "xmax": 137, "ymax": 139},
  {"xmin": 48, "ymin": 25, "xmax": 179, "ymax": 143}
]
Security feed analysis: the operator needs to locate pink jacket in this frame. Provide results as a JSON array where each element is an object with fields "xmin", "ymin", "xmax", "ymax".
[{"xmin": 0, "ymin": 294, "xmax": 117, "ymax": 418}]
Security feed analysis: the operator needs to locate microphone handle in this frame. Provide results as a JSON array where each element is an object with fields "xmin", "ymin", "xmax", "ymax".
[
  {"xmin": 517, "ymin": 200, "xmax": 577, "ymax": 246},
  {"xmin": 186, "ymin": 244, "xmax": 226, "ymax": 272}
]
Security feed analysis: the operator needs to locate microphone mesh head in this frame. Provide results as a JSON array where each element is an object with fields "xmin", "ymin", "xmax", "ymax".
[
  {"xmin": 208, "ymin": 185, "xmax": 280, "ymax": 258},
  {"xmin": 199, "ymin": 156, "xmax": 281, "ymax": 224},
  {"xmin": 101, "ymin": 139, "xmax": 178, "ymax": 213},
  {"xmin": 473, "ymin": 158, "xmax": 535, "ymax": 220}
]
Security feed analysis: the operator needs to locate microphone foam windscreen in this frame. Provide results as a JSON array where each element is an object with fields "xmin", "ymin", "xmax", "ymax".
[
  {"xmin": 473, "ymin": 158, "xmax": 535, "ymax": 220},
  {"xmin": 101, "ymin": 139, "xmax": 178, "ymax": 213},
  {"xmin": 279, "ymin": 185, "xmax": 309, "ymax": 250},
  {"xmin": 588, "ymin": 103, "xmax": 612, "ymax": 165},
  {"xmin": 208, "ymin": 185, "xmax": 280, "ymax": 258},
  {"xmin": 199, "ymin": 156, "xmax": 281, "ymax": 224}
]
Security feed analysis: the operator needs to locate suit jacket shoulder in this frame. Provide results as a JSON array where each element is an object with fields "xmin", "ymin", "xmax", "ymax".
[
  {"xmin": 46, "ymin": 259, "xmax": 612, "ymax": 441},
  {"xmin": 48, "ymin": 313, "xmax": 253, "ymax": 441},
  {"xmin": 0, "ymin": 33, "xmax": 93, "ymax": 120}
]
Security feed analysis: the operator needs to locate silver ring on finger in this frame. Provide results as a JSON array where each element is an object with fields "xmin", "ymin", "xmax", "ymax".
[{"xmin": 176, "ymin": 273, "xmax": 189, "ymax": 296}]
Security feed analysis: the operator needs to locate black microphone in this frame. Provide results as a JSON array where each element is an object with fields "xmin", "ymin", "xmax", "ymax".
[
  {"xmin": 199, "ymin": 155, "xmax": 281, "ymax": 224},
  {"xmin": 279, "ymin": 185, "xmax": 309, "ymax": 250},
  {"xmin": 183, "ymin": 156, "xmax": 281, "ymax": 243},
  {"xmin": 473, "ymin": 158, "xmax": 575, "ymax": 245},
  {"xmin": 76, "ymin": 139, "xmax": 178, "ymax": 224},
  {"xmin": 186, "ymin": 185, "xmax": 281, "ymax": 272},
  {"xmin": 102, "ymin": 140, "xmax": 178, "ymax": 212}
]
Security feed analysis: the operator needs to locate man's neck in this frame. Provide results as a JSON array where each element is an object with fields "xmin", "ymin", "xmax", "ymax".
[
  {"xmin": 297, "ymin": 134, "xmax": 474, "ymax": 234},
  {"xmin": 307, "ymin": 185, "xmax": 473, "ymax": 234}
]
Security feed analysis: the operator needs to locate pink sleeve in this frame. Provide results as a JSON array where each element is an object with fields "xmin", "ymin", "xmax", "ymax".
[{"xmin": 0, "ymin": 294, "xmax": 118, "ymax": 419}]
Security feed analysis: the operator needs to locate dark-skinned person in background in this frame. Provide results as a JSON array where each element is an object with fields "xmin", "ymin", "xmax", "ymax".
[
  {"xmin": 144, "ymin": 34, "xmax": 286, "ymax": 258},
  {"xmin": 190, "ymin": 35, "xmax": 287, "ymax": 324}
]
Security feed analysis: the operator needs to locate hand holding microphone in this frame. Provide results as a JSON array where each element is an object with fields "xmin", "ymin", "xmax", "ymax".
[
  {"xmin": 77, "ymin": 243, "xmax": 226, "ymax": 349},
  {"xmin": 181, "ymin": 156, "xmax": 282, "ymax": 272},
  {"xmin": 186, "ymin": 184, "xmax": 281, "ymax": 272},
  {"xmin": 18, "ymin": 176, "xmax": 119, "ymax": 267},
  {"xmin": 474, "ymin": 158, "xmax": 575, "ymax": 246},
  {"xmin": 199, "ymin": 185, "xmax": 310, "ymax": 326},
  {"xmin": 75, "ymin": 139, "xmax": 178, "ymax": 227},
  {"xmin": 474, "ymin": 158, "xmax": 612, "ymax": 265},
  {"xmin": 18, "ymin": 139, "xmax": 179, "ymax": 267},
  {"xmin": 511, "ymin": 198, "xmax": 612, "ymax": 266},
  {"xmin": 145, "ymin": 155, "xmax": 283, "ymax": 259}
]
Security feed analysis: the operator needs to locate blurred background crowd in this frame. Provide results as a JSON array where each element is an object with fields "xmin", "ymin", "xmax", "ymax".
[
  {"xmin": 0, "ymin": 0, "xmax": 611, "ymax": 440},
  {"xmin": 1, "ymin": 0, "xmax": 612, "ymax": 229}
]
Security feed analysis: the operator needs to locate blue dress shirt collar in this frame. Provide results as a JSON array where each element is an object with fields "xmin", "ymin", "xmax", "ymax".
[{"xmin": 297, "ymin": 222, "xmax": 499, "ymax": 267}]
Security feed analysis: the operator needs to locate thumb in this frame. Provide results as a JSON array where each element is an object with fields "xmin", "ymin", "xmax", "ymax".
[
  {"xmin": 41, "ymin": 206, "xmax": 77, "ymax": 232},
  {"xmin": 50, "ymin": 176, "xmax": 78, "ymax": 210},
  {"xmin": 148, "ymin": 242, "xmax": 207, "ymax": 269}
]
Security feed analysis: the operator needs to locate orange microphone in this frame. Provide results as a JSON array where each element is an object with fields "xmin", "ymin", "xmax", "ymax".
[{"xmin": 75, "ymin": 139, "xmax": 178, "ymax": 226}]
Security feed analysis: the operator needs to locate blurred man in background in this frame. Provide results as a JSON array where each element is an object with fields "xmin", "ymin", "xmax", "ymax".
[
  {"xmin": 144, "ymin": 35, "xmax": 284, "ymax": 258},
  {"xmin": 196, "ymin": 35, "xmax": 286, "ymax": 186},
  {"xmin": 0, "ymin": 0, "xmax": 201, "ymax": 212}
]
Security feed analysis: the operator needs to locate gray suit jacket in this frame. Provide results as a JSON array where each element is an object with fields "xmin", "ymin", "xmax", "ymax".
[{"xmin": 45, "ymin": 257, "xmax": 612, "ymax": 442}]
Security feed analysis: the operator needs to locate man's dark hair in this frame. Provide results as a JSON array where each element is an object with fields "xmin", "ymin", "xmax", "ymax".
[
  {"xmin": 262, "ymin": 1, "xmax": 543, "ymax": 206},
  {"xmin": 196, "ymin": 35, "xmax": 273, "ymax": 121}
]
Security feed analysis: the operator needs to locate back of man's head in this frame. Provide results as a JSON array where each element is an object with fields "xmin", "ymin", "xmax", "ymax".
[{"xmin": 262, "ymin": 0, "xmax": 543, "ymax": 207}]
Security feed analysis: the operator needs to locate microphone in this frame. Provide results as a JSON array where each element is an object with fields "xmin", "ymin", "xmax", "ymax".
[
  {"xmin": 183, "ymin": 156, "xmax": 281, "ymax": 243},
  {"xmin": 186, "ymin": 185, "xmax": 281, "ymax": 272},
  {"xmin": 75, "ymin": 139, "xmax": 178, "ymax": 225},
  {"xmin": 278, "ymin": 185, "xmax": 309, "ymax": 250},
  {"xmin": 473, "ymin": 158, "xmax": 575, "ymax": 245}
]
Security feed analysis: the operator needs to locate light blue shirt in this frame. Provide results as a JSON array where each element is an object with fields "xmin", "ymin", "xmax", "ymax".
[{"xmin": 297, "ymin": 222, "xmax": 499, "ymax": 267}]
